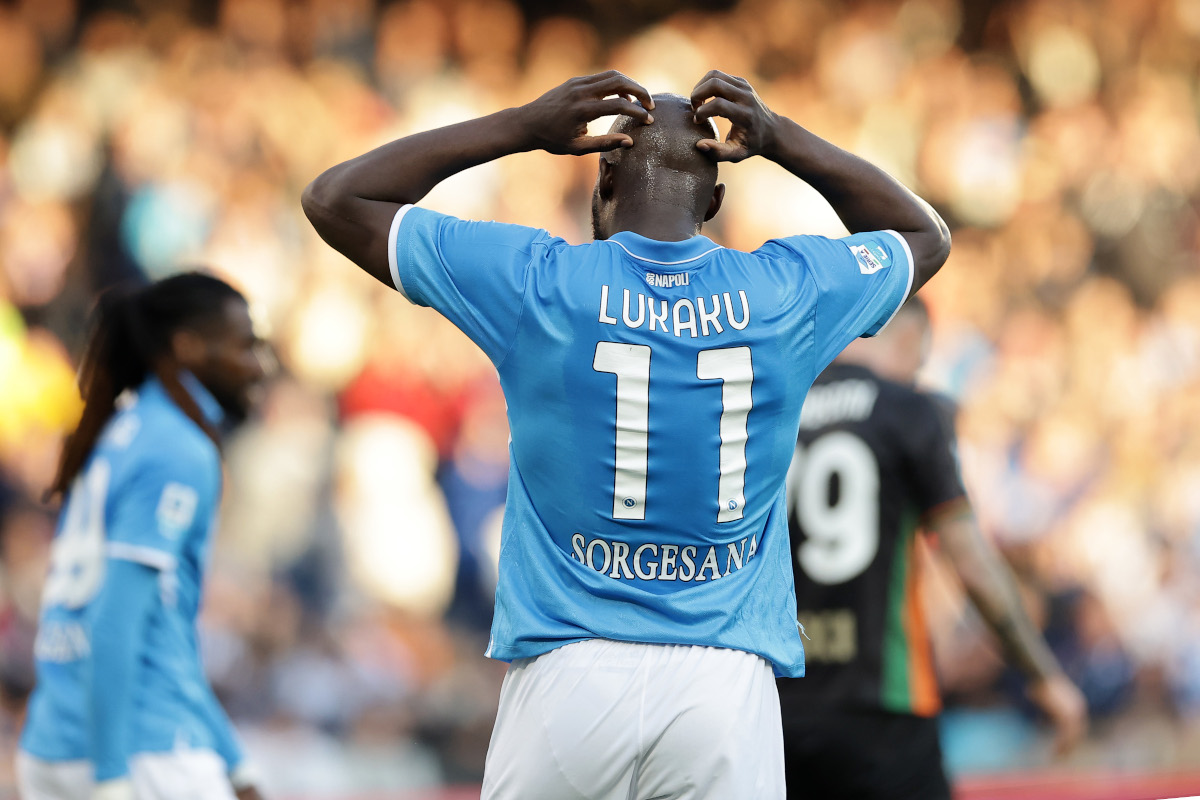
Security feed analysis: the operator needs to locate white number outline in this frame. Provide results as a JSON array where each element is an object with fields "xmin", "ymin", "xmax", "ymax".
[{"xmin": 593, "ymin": 342, "xmax": 754, "ymax": 523}]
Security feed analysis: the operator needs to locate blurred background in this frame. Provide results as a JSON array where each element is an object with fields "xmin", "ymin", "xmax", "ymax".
[{"xmin": 1, "ymin": 0, "xmax": 1199, "ymax": 797}]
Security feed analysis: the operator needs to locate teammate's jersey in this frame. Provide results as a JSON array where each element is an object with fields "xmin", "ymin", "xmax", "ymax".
[
  {"xmin": 778, "ymin": 363, "xmax": 965, "ymax": 712},
  {"xmin": 389, "ymin": 206, "xmax": 914, "ymax": 677},
  {"xmin": 21, "ymin": 377, "xmax": 235, "ymax": 765}
]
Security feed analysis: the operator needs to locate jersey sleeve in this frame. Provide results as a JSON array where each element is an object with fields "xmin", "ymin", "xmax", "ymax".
[
  {"xmin": 88, "ymin": 558, "xmax": 160, "ymax": 781},
  {"xmin": 905, "ymin": 392, "xmax": 967, "ymax": 516},
  {"xmin": 198, "ymin": 679, "xmax": 245, "ymax": 772},
  {"xmin": 389, "ymin": 205, "xmax": 556, "ymax": 364},
  {"xmin": 759, "ymin": 230, "xmax": 914, "ymax": 370},
  {"xmin": 104, "ymin": 445, "xmax": 218, "ymax": 571}
]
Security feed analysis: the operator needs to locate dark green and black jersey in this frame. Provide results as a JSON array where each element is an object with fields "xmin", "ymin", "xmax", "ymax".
[{"xmin": 777, "ymin": 363, "xmax": 965, "ymax": 718}]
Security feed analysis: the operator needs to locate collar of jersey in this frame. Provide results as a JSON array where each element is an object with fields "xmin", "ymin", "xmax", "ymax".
[
  {"xmin": 607, "ymin": 231, "xmax": 723, "ymax": 272},
  {"xmin": 142, "ymin": 372, "xmax": 225, "ymax": 427}
]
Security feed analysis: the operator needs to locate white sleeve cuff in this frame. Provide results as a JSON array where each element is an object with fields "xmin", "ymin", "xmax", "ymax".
[
  {"xmin": 869, "ymin": 229, "xmax": 916, "ymax": 336},
  {"xmin": 387, "ymin": 204, "xmax": 415, "ymax": 301},
  {"xmin": 106, "ymin": 542, "xmax": 176, "ymax": 572}
]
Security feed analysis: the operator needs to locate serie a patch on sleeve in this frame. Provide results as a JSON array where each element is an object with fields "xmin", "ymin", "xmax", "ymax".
[
  {"xmin": 156, "ymin": 483, "xmax": 199, "ymax": 540},
  {"xmin": 849, "ymin": 242, "xmax": 891, "ymax": 275}
]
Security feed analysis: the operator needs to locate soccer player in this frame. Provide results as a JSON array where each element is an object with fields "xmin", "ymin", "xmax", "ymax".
[
  {"xmin": 18, "ymin": 273, "xmax": 267, "ymax": 800},
  {"xmin": 778, "ymin": 297, "xmax": 1088, "ymax": 799},
  {"xmin": 302, "ymin": 70, "xmax": 951, "ymax": 798}
]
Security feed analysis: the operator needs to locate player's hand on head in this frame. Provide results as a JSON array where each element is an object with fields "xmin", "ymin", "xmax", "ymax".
[
  {"xmin": 1028, "ymin": 672, "xmax": 1089, "ymax": 757},
  {"xmin": 690, "ymin": 70, "xmax": 778, "ymax": 163},
  {"xmin": 520, "ymin": 71, "xmax": 655, "ymax": 156}
]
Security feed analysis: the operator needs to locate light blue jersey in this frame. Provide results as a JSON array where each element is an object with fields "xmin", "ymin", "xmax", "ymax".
[
  {"xmin": 389, "ymin": 205, "xmax": 913, "ymax": 678},
  {"xmin": 21, "ymin": 376, "xmax": 243, "ymax": 779}
]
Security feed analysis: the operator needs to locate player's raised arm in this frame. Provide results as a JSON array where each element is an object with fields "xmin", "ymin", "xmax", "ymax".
[
  {"xmin": 301, "ymin": 71, "xmax": 655, "ymax": 286},
  {"xmin": 930, "ymin": 502, "xmax": 1089, "ymax": 756},
  {"xmin": 689, "ymin": 70, "xmax": 951, "ymax": 296}
]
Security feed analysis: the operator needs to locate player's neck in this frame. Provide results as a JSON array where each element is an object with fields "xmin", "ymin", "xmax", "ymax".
[{"xmin": 608, "ymin": 207, "xmax": 703, "ymax": 242}]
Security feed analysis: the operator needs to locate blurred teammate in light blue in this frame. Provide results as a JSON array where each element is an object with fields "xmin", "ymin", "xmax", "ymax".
[
  {"xmin": 19, "ymin": 273, "xmax": 267, "ymax": 800},
  {"xmin": 304, "ymin": 70, "xmax": 951, "ymax": 799}
]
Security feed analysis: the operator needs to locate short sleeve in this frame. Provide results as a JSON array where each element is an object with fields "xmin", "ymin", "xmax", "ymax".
[
  {"xmin": 105, "ymin": 448, "xmax": 218, "ymax": 571},
  {"xmin": 389, "ymin": 205, "xmax": 555, "ymax": 364},
  {"xmin": 759, "ymin": 230, "xmax": 914, "ymax": 370},
  {"xmin": 905, "ymin": 392, "xmax": 966, "ymax": 515}
]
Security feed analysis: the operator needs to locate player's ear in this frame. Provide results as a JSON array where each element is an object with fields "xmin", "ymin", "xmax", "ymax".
[
  {"xmin": 597, "ymin": 157, "xmax": 615, "ymax": 200},
  {"xmin": 704, "ymin": 183, "xmax": 725, "ymax": 222},
  {"xmin": 169, "ymin": 328, "xmax": 208, "ymax": 370}
]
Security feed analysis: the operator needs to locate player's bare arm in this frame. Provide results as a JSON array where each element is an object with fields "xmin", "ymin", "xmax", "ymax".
[
  {"xmin": 689, "ymin": 70, "xmax": 951, "ymax": 295},
  {"xmin": 929, "ymin": 501, "xmax": 1088, "ymax": 756},
  {"xmin": 301, "ymin": 71, "xmax": 655, "ymax": 286}
]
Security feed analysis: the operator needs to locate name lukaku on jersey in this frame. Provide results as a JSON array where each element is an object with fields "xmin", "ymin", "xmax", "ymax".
[
  {"xmin": 570, "ymin": 532, "xmax": 760, "ymax": 582},
  {"xmin": 598, "ymin": 285, "xmax": 750, "ymax": 338}
]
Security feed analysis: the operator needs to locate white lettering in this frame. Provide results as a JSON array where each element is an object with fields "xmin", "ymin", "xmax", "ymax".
[
  {"xmin": 600, "ymin": 289, "xmax": 750, "ymax": 338},
  {"xmin": 697, "ymin": 295, "xmax": 724, "ymax": 336},
  {"xmin": 799, "ymin": 380, "xmax": 880, "ymax": 429},
  {"xmin": 697, "ymin": 546, "xmax": 722, "ymax": 581},
  {"xmin": 660, "ymin": 544, "xmax": 679, "ymax": 581},
  {"xmin": 586, "ymin": 539, "xmax": 612, "ymax": 574},
  {"xmin": 645, "ymin": 272, "xmax": 690, "ymax": 287},
  {"xmin": 599, "ymin": 285, "xmax": 618, "ymax": 325},
  {"xmin": 648, "ymin": 299, "xmax": 669, "ymax": 332},
  {"xmin": 569, "ymin": 535, "xmax": 754, "ymax": 582},
  {"xmin": 610, "ymin": 541, "xmax": 635, "ymax": 579},
  {"xmin": 672, "ymin": 299, "xmax": 698, "ymax": 339},
  {"xmin": 622, "ymin": 289, "xmax": 645, "ymax": 328},
  {"xmin": 33, "ymin": 621, "xmax": 91, "ymax": 663},
  {"xmin": 725, "ymin": 538, "xmax": 747, "ymax": 576},
  {"xmin": 680, "ymin": 546, "xmax": 698, "ymax": 582},
  {"xmin": 724, "ymin": 291, "xmax": 750, "ymax": 330},
  {"xmin": 634, "ymin": 543, "xmax": 659, "ymax": 580}
]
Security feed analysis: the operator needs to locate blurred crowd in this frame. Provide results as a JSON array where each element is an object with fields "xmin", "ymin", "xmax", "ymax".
[{"xmin": 1, "ymin": 0, "xmax": 1199, "ymax": 794}]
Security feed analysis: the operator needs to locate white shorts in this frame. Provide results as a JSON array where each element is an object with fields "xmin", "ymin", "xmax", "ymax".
[
  {"xmin": 16, "ymin": 748, "xmax": 236, "ymax": 800},
  {"xmin": 482, "ymin": 638, "xmax": 785, "ymax": 800}
]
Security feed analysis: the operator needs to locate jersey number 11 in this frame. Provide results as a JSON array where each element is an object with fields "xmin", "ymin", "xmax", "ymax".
[{"xmin": 593, "ymin": 341, "xmax": 753, "ymax": 524}]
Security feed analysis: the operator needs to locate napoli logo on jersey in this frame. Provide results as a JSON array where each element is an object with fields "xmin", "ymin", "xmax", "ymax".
[{"xmin": 849, "ymin": 243, "xmax": 890, "ymax": 275}]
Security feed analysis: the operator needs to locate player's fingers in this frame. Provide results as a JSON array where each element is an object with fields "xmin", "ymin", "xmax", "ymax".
[
  {"xmin": 577, "ymin": 69, "xmax": 622, "ymax": 85},
  {"xmin": 693, "ymin": 69, "xmax": 740, "ymax": 88},
  {"xmin": 569, "ymin": 133, "xmax": 634, "ymax": 154},
  {"xmin": 700, "ymin": 69, "xmax": 752, "ymax": 89},
  {"xmin": 586, "ymin": 72, "xmax": 655, "ymax": 110},
  {"xmin": 589, "ymin": 97, "xmax": 654, "ymax": 124},
  {"xmin": 695, "ymin": 138, "xmax": 748, "ymax": 163},
  {"xmin": 693, "ymin": 96, "xmax": 752, "ymax": 128},
  {"xmin": 690, "ymin": 76, "xmax": 751, "ymax": 110}
]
